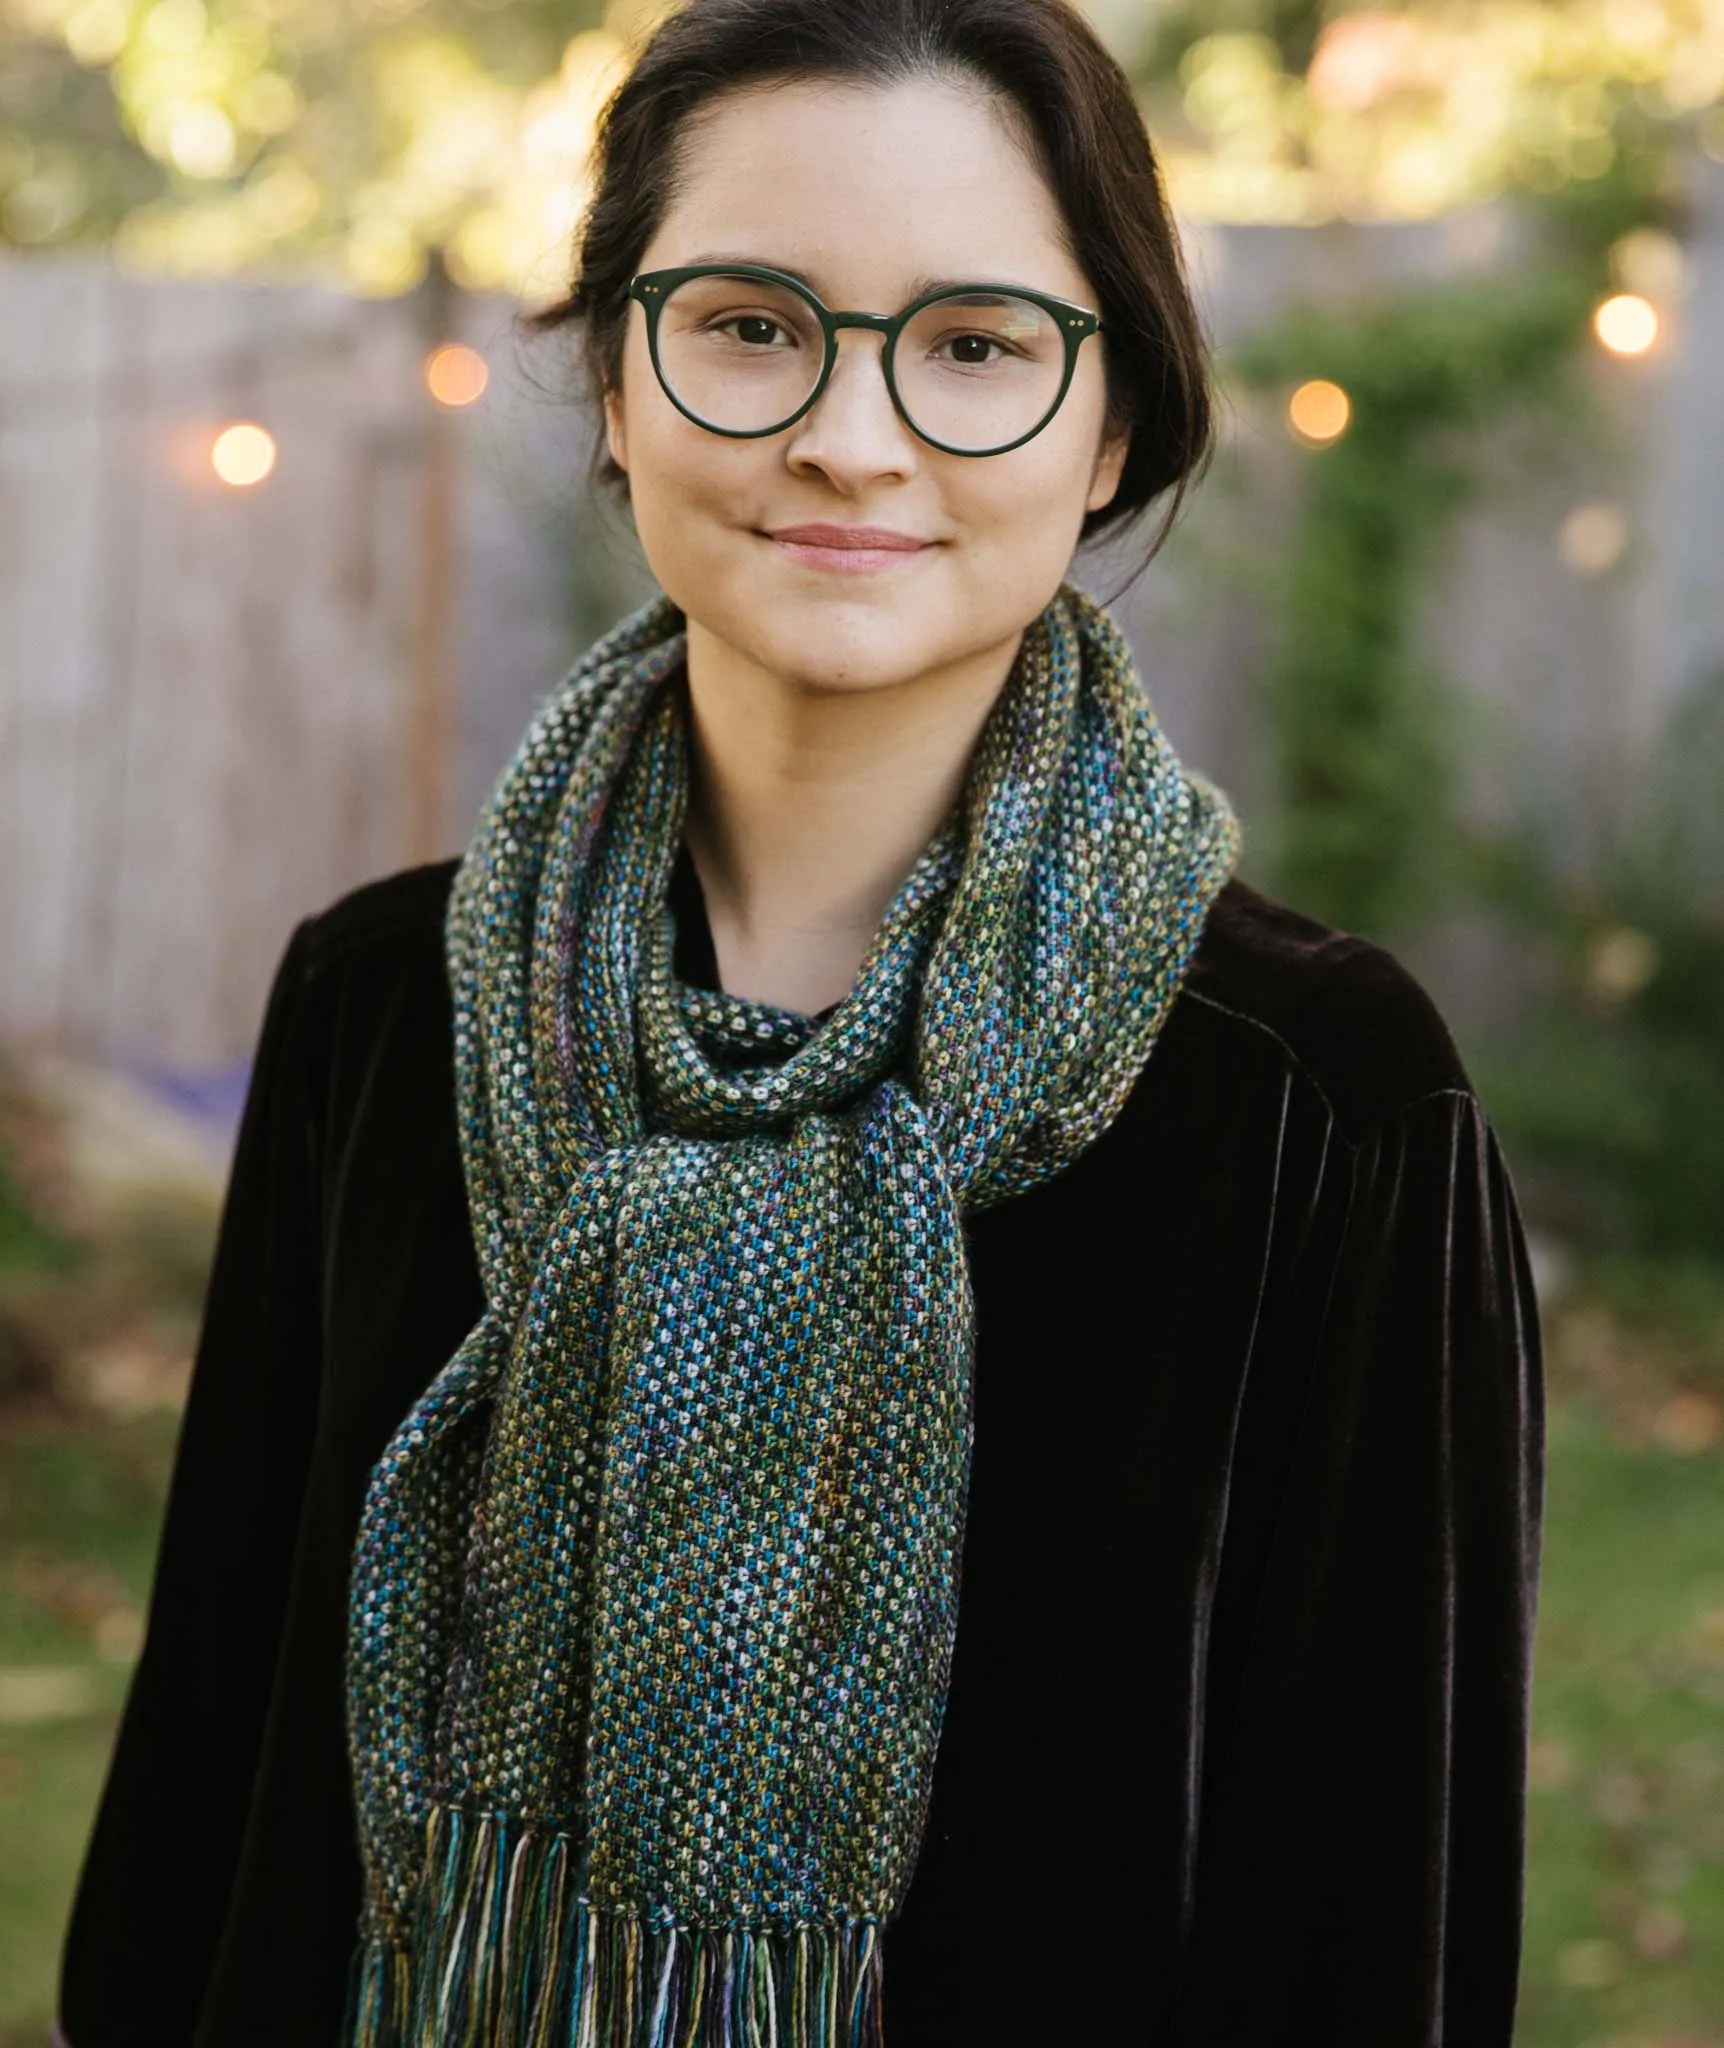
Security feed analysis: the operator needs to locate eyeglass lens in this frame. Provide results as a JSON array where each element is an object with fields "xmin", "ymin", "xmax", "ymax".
[{"xmin": 652, "ymin": 273, "xmax": 1072, "ymax": 451}]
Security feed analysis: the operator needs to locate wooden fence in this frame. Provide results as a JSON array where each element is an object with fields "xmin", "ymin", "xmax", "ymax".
[
  {"xmin": 0, "ymin": 253, "xmax": 649, "ymax": 1067},
  {"xmin": 2, "ymin": 145, "xmax": 1719, "ymax": 1071}
]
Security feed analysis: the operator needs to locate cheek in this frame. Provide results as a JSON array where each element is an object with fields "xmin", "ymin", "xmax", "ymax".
[
  {"xmin": 632, "ymin": 429, "xmax": 756, "ymax": 549},
  {"xmin": 622, "ymin": 420, "xmax": 775, "ymax": 608},
  {"xmin": 952, "ymin": 428, "xmax": 1103, "ymax": 555},
  {"xmin": 964, "ymin": 373, "xmax": 1114, "ymax": 535}
]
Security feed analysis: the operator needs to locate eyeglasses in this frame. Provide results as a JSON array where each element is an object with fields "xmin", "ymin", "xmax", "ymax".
[{"xmin": 627, "ymin": 262, "xmax": 1104, "ymax": 457}]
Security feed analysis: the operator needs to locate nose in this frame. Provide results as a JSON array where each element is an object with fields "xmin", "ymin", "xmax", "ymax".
[{"xmin": 782, "ymin": 329, "xmax": 919, "ymax": 483}]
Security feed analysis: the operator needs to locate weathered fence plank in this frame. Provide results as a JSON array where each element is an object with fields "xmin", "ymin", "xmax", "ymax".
[{"xmin": 0, "ymin": 256, "xmax": 588, "ymax": 1066}]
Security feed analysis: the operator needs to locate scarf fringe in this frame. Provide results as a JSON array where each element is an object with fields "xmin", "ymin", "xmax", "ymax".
[{"xmin": 344, "ymin": 1806, "xmax": 885, "ymax": 2048}]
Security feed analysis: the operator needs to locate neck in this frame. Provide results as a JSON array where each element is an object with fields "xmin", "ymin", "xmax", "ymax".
[{"xmin": 681, "ymin": 616, "xmax": 1024, "ymax": 1015}]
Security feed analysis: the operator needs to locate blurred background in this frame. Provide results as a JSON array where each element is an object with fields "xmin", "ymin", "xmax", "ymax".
[{"xmin": 1, "ymin": 0, "xmax": 1722, "ymax": 2039}]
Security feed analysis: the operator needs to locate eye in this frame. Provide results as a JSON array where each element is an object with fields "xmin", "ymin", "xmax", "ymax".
[
  {"xmin": 712, "ymin": 313, "xmax": 796, "ymax": 348},
  {"xmin": 924, "ymin": 329, "xmax": 1019, "ymax": 370},
  {"xmin": 941, "ymin": 332, "xmax": 1009, "ymax": 366}
]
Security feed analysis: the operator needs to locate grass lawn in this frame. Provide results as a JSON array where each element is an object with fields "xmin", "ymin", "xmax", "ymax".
[
  {"xmin": 0, "ymin": 1406, "xmax": 180, "ymax": 2046},
  {"xmin": 2, "ymin": 1279, "xmax": 1721, "ymax": 2046},
  {"xmin": 1520, "ymin": 1403, "xmax": 1724, "ymax": 2046}
]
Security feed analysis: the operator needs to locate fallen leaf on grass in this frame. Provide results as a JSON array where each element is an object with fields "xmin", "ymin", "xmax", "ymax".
[
  {"xmin": 1632, "ymin": 1901, "xmax": 1687, "ymax": 1958},
  {"xmin": 1651, "ymin": 1393, "xmax": 1723, "ymax": 1455},
  {"xmin": 0, "ymin": 1664, "xmax": 102, "ymax": 1725}
]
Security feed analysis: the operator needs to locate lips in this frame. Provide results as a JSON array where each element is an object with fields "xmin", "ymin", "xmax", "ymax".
[{"xmin": 767, "ymin": 523, "xmax": 930, "ymax": 550}]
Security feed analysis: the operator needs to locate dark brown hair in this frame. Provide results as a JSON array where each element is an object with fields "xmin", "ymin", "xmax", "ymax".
[{"xmin": 523, "ymin": 0, "xmax": 1215, "ymax": 584}]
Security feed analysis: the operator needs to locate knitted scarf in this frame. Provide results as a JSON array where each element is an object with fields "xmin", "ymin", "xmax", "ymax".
[{"xmin": 342, "ymin": 578, "xmax": 1241, "ymax": 2048}]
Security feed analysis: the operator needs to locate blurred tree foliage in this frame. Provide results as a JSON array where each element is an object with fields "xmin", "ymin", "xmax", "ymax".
[
  {"xmin": 1134, "ymin": 0, "xmax": 1724, "ymax": 224},
  {"xmin": 4, "ymin": 0, "xmax": 1723, "ymax": 295},
  {"xmin": 0, "ymin": 0, "xmax": 664, "ymax": 295}
]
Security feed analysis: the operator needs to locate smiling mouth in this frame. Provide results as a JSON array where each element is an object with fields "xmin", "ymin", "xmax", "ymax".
[{"xmin": 762, "ymin": 530, "xmax": 935, "ymax": 573}]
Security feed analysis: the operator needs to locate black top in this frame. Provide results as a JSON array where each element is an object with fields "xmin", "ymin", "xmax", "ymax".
[{"xmin": 58, "ymin": 855, "xmax": 1545, "ymax": 2048}]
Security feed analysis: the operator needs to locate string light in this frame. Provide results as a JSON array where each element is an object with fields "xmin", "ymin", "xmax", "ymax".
[
  {"xmin": 211, "ymin": 422, "xmax": 277, "ymax": 487},
  {"xmin": 1593, "ymin": 293, "xmax": 1658, "ymax": 357},
  {"xmin": 1286, "ymin": 378, "xmax": 1351, "ymax": 444},
  {"xmin": 426, "ymin": 343, "xmax": 490, "ymax": 408}
]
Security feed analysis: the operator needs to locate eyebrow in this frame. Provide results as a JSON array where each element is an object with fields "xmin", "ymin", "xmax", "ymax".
[{"xmin": 680, "ymin": 253, "xmax": 1042, "ymax": 301}]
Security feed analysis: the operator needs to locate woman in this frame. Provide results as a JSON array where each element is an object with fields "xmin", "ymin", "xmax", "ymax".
[{"xmin": 58, "ymin": 1, "xmax": 1545, "ymax": 2044}]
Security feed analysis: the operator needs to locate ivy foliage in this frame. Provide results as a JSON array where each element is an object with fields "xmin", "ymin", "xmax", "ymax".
[
  {"xmin": 1215, "ymin": 142, "xmax": 1682, "ymax": 940},
  {"xmin": 1222, "ymin": 263, "xmax": 1597, "ymax": 939}
]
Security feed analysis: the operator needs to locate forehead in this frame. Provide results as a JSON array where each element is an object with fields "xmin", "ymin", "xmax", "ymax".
[{"xmin": 646, "ymin": 74, "xmax": 1086, "ymax": 304}]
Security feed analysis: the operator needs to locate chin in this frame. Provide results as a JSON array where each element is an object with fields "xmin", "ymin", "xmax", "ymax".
[{"xmin": 750, "ymin": 599, "xmax": 947, "ymax": 696}]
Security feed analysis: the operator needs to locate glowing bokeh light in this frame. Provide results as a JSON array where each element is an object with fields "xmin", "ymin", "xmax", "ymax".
[
  {"xmin": 1287, "ymin": 378, "xmax": 1351, "ymax": 443},
  {"xmin": 1559, "ymin": 502, "xmax": 1629, "ymax": 578},
  {"xmin": 1593, "ymin": 293, "xmax": 1659, "ymax": 356},
  {"xmin": 426, "ymin": 343, "xmax": 491, "ymax": 408},
  {"xmin": 211, "ymin": 423, "xmax": 277, "ymax": 488},
  {"xmin": 1608, "ymin": 226, "xmax": 1684, "ymax": 301},
  {"xmin": 1584, "ymin": 925, "xmax": 1659, "ymax": 1003}
]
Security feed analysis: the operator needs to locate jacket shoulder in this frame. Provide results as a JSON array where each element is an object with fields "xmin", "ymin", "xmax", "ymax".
[
  {"xmin": 299, "ymin": 857, "xmax": 460, "ymax": 977},
  {"xmin": 1178, "ymin": 875, "xmax": 1473, "ymax": 1141}
]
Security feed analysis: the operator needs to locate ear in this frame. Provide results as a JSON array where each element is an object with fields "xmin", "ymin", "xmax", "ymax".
[
  {"xmin": 603, "ymin": 383, "xmax": 628, "ymax": 473},
  {"xmin": 1085, "ymin": 423, "xmax": 1129, "ymax": 514}
]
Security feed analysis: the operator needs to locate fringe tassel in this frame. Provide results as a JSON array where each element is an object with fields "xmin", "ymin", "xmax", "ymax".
[{"xmin": 345, "ymin": 1807, "xmax": 885, "ymax": 2048}]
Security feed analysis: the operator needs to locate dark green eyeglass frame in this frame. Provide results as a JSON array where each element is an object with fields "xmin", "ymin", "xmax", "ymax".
[{"xmin": 627, "ymin": 262, "xmax": 1105, "ymax": 457}]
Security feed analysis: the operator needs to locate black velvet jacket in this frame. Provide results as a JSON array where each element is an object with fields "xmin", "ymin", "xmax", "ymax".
[{"xmin": 59, "ymin": 854, "xmax": 1545, "ymax": 2048}]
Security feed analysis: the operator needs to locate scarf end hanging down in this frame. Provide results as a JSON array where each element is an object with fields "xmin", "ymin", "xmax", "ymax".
[{"xmin": 342, "ymin": 1806, "xmax": 886, "ymax": 2048}]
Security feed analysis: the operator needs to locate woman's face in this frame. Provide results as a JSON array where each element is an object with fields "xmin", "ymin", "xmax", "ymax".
[{"xmin": 603, "ymin": 74, "xmax": 1129, "ymax": 697}]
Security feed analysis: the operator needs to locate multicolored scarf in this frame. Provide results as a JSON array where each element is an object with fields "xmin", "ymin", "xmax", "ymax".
[{"xmin": 342, "ymin": 579, "xmax": 1241, "ymax": 2046}]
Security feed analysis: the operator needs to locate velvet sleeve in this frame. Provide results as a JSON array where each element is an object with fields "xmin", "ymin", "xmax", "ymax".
[
  {"xmin": 1166, "ymin": 1086, "xmax": 1546, "ymax": 2046},
  {"xmin": 58, "ymin": 918, "xmax": 327, "ymax": 2048}
]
